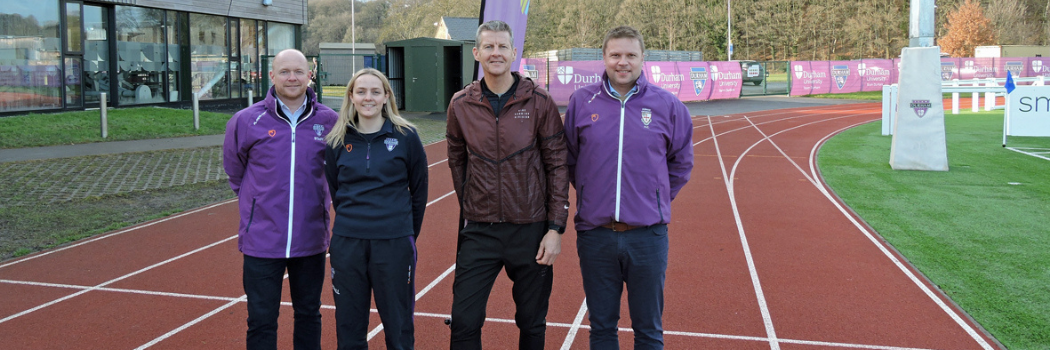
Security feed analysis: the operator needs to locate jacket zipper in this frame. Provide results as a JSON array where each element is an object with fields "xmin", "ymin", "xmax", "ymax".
[
  {"xmin": 281, "ymin": 105, "xmax": 315, "ymax": 258},
  {"xmin": 612, "ymin": 89, "xmax": 632, "ymax": 222},
  {"xmin": 495, "ymin": 98, "xmax": 503, "ymax": 222}
]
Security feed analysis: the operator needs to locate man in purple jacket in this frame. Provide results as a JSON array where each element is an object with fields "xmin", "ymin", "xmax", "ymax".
[
  {"xmin": 564, "ymin": 26, "xmax": 694, "ymax": 350},
  {"xmin": 223, "ymin": 49, "xmax": 338, "ymax": 350}
]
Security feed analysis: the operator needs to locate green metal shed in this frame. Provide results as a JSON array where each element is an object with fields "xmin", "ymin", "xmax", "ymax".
[{"xmin": 385, "ymin": 37, "xmax": 474, "ymax": 112}]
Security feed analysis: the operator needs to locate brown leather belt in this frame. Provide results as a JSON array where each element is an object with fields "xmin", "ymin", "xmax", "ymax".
[{"xmin": 601, "ymin": 221, "xmax": 642, "ymax": 232}]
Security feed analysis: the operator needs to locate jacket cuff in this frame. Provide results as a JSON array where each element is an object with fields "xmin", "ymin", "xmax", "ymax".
[{"xmin": 548, "ymin": 221, "xmax": 565, "ymax": 234}]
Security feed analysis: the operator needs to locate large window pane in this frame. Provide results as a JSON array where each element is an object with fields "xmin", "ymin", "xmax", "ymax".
[
  {"xmin": 83, "ymin": 5, "xmax": 109, "ymax": 105},
  {"xmin": 240, "ymin": 19, "xmax": 260, "ymax": 97},
  {"xmin": 267, "ymin": 22, "xmax": 294, "ymax": 56},
  {"xmin": 229, "ymin": 18, "xmax": 240, "ymax": 99},
  {"xmin": 115, "ymin": 6, "xmax": 166, "ymax": 105},
  {"xmin": 65, "ymin": 2, "xmax": 81, "ymax": 52},
  {"xmin": 0, "ymin": 0, "xmax": 62, "ymax": 112},
  {"xmin": 166, "ymin": 11, "xmax": 181, "ymax": 102},
  {"xmin": 190, "ymin": 13, "xmax": 228, "ymax": 100}
]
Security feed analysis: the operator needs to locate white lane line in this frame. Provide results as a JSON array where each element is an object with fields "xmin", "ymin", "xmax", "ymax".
[
  {"xmin": 427, "ymin": 191, "xmax": 455, "ymax": 207},
  {"xmin": 559, "ymin": 299, "xmax": 588, "ymax": 350},
  {"xmin": 805, "ymin": 123, "xmax": 996, "ymax": 350},
  {"xmin": 693, "ymin": 105, "xmax": 878, "ymax": 146},
  {"xmin": 135, "ymin": 296, "xmax": 247, "ymax": 350},
  {"xmin": 0, "ymin": 234, "xmax": 237, "ymax": 325},
  {"xmin": 428, "ymin": 158, "xmax": 448, "ymax": 167},
  {"xmin": 367, "ymin": 264, "xmax": 458, "ymax": 341},
  {"xmin": 0, "ymin": 199, "xmax": 236, "ymax": 270},
  {"xmin": 706, "ymin": 116, "xmax": 781, "ymax": 350}
]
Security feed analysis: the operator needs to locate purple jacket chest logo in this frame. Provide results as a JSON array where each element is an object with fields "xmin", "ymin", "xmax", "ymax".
[
  {"xmin": 641, "ymin": 108, "xmax": 652, "ymax": 127},
  {"xmin": 384, "ymin": 138, "xmax": 398, "ymax": 151},
  {"xmin": 910, "ymin": 100, "xmax": 931, "ymax": 118},
  {"xmin": 313, "ymin": 124, "xmax": 325, "ymax": 137}
]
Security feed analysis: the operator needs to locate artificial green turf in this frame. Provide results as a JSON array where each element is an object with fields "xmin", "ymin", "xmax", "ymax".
[
  {"xmin": 0, "ymin": 107, "xmax": 231, "ymax": 149},
  {"xmin": 818, "ymin": 110, "xmax": 1050, "ymax": 349}
]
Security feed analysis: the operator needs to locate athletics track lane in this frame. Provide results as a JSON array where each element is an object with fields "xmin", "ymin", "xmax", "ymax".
[{"xmin": 0, "ymin": 100, "xmax": 1005, "ymax": 349}]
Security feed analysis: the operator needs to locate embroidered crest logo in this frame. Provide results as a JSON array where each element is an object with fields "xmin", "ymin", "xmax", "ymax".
[
  {"xmin": 690, "ymin": 67, "xmax": 708, "ymax": 95},
  {"xmin": 832, "ymin": 65, "xmax": 849, "ymax": 90},
  {"xmin": 313, "ymin": 124, "xmax": 325, "ymax": 137},
  {"xmin": 268, "ymin": 130, "xmax": 276, "ymax": 137},
  {"xmin": 940, "ymin": 62, "xmax": 955, "ymax": 81},
  {"xmin": 910, "ymin": 100, "xmax": 931, "ymax": 118},
  {"xmin": 384, "ymin": 138, "xmax": 398, "ymax": 151},
  {"xmin": 641, "ymin": 108, "xmax": 652, "ymax": 126},
  {"xmin": 591, "ymin": 113, "xmax": 599, "ymax": 122},
  {"xmin": 345, "ymin": 144, "xmax": 353, "ymax": 152}
]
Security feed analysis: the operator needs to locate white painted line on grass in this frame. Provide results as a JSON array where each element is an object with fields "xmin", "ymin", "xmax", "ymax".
[
  {"xmin": 706, "ymin": 116, "xmax": 781, "ymax": 350},
  {"xmin": 805, "ymin": 122, "xmax": 995, "ymax": 350},
  {"xmin": 0, "ymin": 234, "xmax": 237, "ymax": 325},
  {"xmin": 1006, "ymin": 147, "xmax": 1050, "ymax": 161},
  {"xmin": 559, "ymin": 299, "xmax": 588, "ymax": 350},
  {"xmin": 0, "ymin": 199, "xmax": 236, "ymax": 270}
]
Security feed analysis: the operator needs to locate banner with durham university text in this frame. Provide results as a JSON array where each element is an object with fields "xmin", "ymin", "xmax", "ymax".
[
  {"xmin": 858, "ymin": 59, "xmax": 894, "ymax": 92},
  {"xmin": 478, "ymin": 0, "xmax": 530, "ymax": 80}
]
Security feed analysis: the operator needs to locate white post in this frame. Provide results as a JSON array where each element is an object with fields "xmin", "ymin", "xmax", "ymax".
[
  {"xmin": 882, "ymin": 85, "xmax": 892, "ymax": 135},
  {"xmin": 192, "ymin": 93, "xmax": 200, "ymax": 130},
  {"xmin": 984, "ymin": 78, "xmax": 995, "ymax": 111},
  {"xmin": 1037, "ymin": 76, "xmax": 1046, "ymax": 86},
  {"xmin": 100, "ymin": 92, "xmax": 108, "ymax": 139},
  {"xmin": 1003, "ymin": 97, "xmax": 1010, "ymax": 146},
  {"xmin": 726, "ymin": 0, "xmax": 732, "ymax": 61},
  {"xmin": 951, "ymin": 79, "xmax": 959, "ymax": 114},
  {"xmin": 972, "ymin": 81, "xmax": 979, "ymax": 112},
  {"xmin": 248, "ymin": 89, "xmax": 254, "ymax": 106}
]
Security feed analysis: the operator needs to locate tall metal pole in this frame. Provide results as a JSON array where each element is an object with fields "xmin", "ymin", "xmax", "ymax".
[
  {"xmin": 351, "ymin": 0, "xmax": 357, "ymax": 73},
  {"xmin": 909, "ymin": 0, "xmax": 936, "ymax": 47},
  {"xmin": 727, "ymin": 0, "xmax": 733, "ymax": 61}
]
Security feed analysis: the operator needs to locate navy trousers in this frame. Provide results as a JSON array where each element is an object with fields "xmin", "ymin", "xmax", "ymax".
[
  {"xmin": 243, "ymin": 252, "xmax": 326, "ymax": 350},
  {"xmin": 329, "ymin": 235, "xmax": 417, "ymax": 350},
  {"xmin": 449, "ymin": 222, "xmax": 553, "ymax": 350},
  {"xmin": 577, "ymin": 224, "xmax": 669, "ymax": 350}
]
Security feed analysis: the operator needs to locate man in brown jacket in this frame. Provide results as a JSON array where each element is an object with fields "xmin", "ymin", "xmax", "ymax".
[{"xmin": 445, "ymin": 20, "xmax": 569, "ymax": 350}]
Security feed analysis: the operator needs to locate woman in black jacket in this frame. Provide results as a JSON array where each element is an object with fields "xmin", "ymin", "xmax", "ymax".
[{"xmin": 323, "ymin": 68, "xmax": 428, "ymax": 350}]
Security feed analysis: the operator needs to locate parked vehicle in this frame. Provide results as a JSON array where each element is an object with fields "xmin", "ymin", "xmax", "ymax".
[{"xmin": 738, "ymin": 60, "xmax": 767, "ymax": 86}]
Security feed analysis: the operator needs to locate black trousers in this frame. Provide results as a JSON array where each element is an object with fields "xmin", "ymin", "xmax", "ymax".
[
  {"xmin": 449, "ymin": 222, "xmax": 553, "ymax": 350},
  {"xmin": 329, "ymin": 235, "xmax": 417, "ymax": 350},
  {"xmin": 243, "ymin": 252, "xmax": 326, "ymax": 350}
]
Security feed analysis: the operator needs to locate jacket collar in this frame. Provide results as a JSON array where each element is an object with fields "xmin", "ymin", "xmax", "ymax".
[
  {"xmin": 467, "ymin": 72, "xmax": 534, "ymax": 104},
  {"xmin": 601, "ymin": 69, "xmax": 650, "ymax": 98},
  {"xmin": 264, "ymin": 86, "xmax": 318, "ymax": 123}
]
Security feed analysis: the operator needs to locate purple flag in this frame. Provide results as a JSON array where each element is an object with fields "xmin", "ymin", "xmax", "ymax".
[{"xmin": 478, "ymin": 0, "xmax": 530, "ymax": 80}]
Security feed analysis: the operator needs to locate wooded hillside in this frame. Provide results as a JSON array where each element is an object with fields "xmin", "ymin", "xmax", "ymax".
[{"xmin": 304, "ymin": 0, "xmax": 1050, "ymax": 60}]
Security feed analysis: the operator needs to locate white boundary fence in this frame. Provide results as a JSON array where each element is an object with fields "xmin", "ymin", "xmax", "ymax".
[{"xmin": 881, "ymin": 76, "xmax": 1047, "ymax": 135}]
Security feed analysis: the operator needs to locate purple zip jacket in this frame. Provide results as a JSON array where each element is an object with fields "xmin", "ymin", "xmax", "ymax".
[
  {"xmin": 223, "ymin": 86, "xmax": 338, "ymax": 259},
  {"xmin": 564, "ymin": 71, "xmax": 694, "ymax": 232}
]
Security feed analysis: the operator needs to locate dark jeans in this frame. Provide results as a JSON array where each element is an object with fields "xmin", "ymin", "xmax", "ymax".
[
  {"xmin": 243, "ymin": 252, "xmax": 326, "ymax": 350},
  {"xmin": 329, "ymin": 235, "xmax": 417, "ymax": 350},
  {"xmin": 577, "ymin": 224, "xmax": 668, "ymax": 350},
  {"xmin": 449, "ymin": 222, "xmax": 552, "ymax": 350}
]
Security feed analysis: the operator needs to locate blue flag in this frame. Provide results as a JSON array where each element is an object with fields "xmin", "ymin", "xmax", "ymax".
[{"xmin": 1005, "ymin": 71, "xmax": 1016, "ymax": 94}]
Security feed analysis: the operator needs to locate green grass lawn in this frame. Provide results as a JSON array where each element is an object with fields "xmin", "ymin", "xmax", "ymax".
[
  {"xmin": 818, "ymin": 110, "xmax": 1050, "ymax": 349},
  {"xmin": 0, "ymin": 107, "xmax": 231, "ymax": 149}
]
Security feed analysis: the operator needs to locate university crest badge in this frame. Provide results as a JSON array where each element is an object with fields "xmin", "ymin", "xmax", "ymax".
[
  {"xmin": 910, "ymin": 100, "xmax": 931, "ymax": 118},
  {"xmin": 690, "ymin": 67, "xmax": 708, "ymax": 95},
  {"xmin": 941, "ymin": 61, "xmax": 955, "ymax": 81},
  {"xmin": 313, "ymin": 124, "xmax": 325, "ymax": 137},
  {"xmin": 832, "ymin": 65, "xmax": 849, "ymax": 90},
  {"xmin": 385, "ymin": 138, "xmax": 398, "ymax": 151},
  {"xmin": 641, "ymin": 108, "xmax": 652, "ymax": 126},
  {"xmin": 1005, "ymin": 61, "xmax": 1025, "ymax": 76}
]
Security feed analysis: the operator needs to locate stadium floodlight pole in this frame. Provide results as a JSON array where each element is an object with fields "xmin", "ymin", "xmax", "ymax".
[
  {"xmin": 909, "ymin": 0, "xmax": 935, "ymax": 47},
  {"xmin": 727, "ymin": 0, "xmax": 733, "ymax": 61}
]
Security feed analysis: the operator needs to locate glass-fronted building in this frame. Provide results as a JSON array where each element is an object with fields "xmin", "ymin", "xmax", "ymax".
[{"xmin": 0, "ymin": 0, "xmax": 305, "ymax": 115}]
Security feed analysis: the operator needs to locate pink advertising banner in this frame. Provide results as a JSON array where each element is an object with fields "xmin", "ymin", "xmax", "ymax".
[
  {"xmin": 677, "ymin": 62, "xmax": 712, "ymax": 102},
  {"xmin": 829, "ymin": 60, "xmax": 862, "ymax": 93},
  {"xmin": 645, "ymin": 62, "xmax": 686, "ymax": 99},
  {"xmin": 859, "ymin": 59, "xmax": 894, "ymax": 91},
  {"xmin": 997, "ymin": 58, "xmax": 1028, "ymax": 78},
  {"xmin": 1029, "ymin": 57, "xmax": 1050, "ymax": 78},
  {"xmin": 547, "ymin": 61, "xmax": 605, "ymax": 105},
  {"xmin": 789, "ymin": 61, "xmax": 831, "ymax": 96},
  {"xmin": 519, "ymin": 58, "xmax": 549, "ymax": 87},
  {"xmin": 706, "ymin": 61, "xmax": 744, "ymax": 100}
]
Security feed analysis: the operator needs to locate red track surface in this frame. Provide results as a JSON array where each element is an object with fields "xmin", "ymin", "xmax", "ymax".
[{"xmin": 0, "ymin": 102, "xmax": 1005, "ymax": 349}]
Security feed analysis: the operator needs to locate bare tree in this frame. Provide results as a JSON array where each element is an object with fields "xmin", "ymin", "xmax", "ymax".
[{"xmin": 986, "ymin": 0, "xmax": 1030, "ymax": 44}]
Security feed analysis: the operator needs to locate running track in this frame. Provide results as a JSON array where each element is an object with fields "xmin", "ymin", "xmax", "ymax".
[{"xmin": 0, "ymin": 101, "xmax": 1005, "ymax": 349}]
